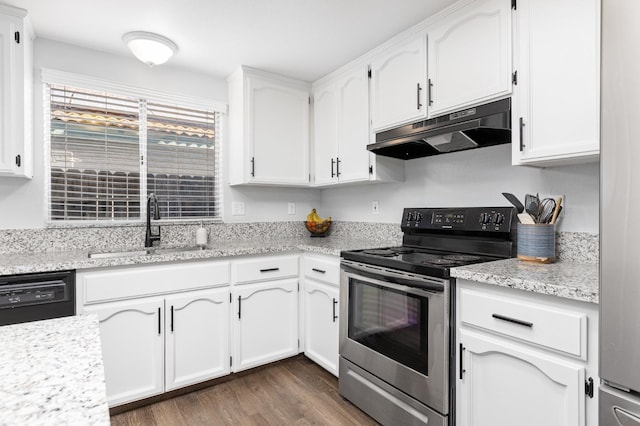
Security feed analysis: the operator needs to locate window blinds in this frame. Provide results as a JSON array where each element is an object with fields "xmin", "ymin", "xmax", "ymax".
[{"xmin": 48, "ymin": 84, "xmax": 220, "ymax": 222}]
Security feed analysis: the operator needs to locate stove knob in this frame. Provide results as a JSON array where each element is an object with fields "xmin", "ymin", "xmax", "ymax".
[
  {"xmin": 493, "ymin": 213, "xmax": 505, "ymax": 225},
  {"xmin": 407, "ymin": 212, "xmax": 415, "ymax": 221},
  {"xmin": 415, "ymin": 212, "xmax": 423, "ymax": 223},
  {"xmin": 479, "ymin": 212, "xmax": 491, "ymax": 224}
]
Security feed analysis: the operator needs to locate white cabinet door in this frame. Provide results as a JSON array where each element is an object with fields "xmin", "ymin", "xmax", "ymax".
[
  {"xmin": 248, "ymin": 73, "xmax": 310, "ymax": 185},
  {"xmin": 458, "ymin": 329, "xmax": 586, "ymax": 426},
  {"xmin": 165, "ymin": 288, "xmax": 230, "ymax": 391},
  {"xmin": 0, "ymin": 6, "xmax": 31, "ymax": 178},
  {"xmin": 427, "ymin": 0, "xmax": 512, "ymax": 116},
  {"xmin": 336, "ymin": 65, "xmax": 371, "ymax": 183},
  {"xmin": 312, "ymin": 83, "xmax": 339, "ymax": 185},
  {"xmin": 304, "ymin": 279, "xmax": 339, "ymax": 376},
  {"xmin": 370, "ymin": 35, "xmax": 428, "ymax": 131},
  {"xmin": 233, "ymin": 278, "xmax": 299, "ymax": 372},
  {"xmin": 512, "ymin": 0, "xmax": 599, "ymax": 166},
  {"xmin": 85, "ymin": 298, "xmax": 165, "ymax": 407}
]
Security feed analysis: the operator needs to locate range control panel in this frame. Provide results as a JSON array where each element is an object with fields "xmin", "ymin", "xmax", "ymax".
[{"xmin": 402, "ymin": 207, "xmax": 515, "ymax": 233}]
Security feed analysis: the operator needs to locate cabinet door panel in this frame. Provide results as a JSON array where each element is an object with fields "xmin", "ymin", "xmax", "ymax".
[
  {"xmin": 337, "ymin": 67, "xmax": 370, "ymax": 183},
  {"xmin": 458, "ymin": 329, "xmax": 585, "ymax": 426},
  {"xmin": 512, "ymin": 0, "xmax": 599, "ymax": 165},
  {"xmin": 313, "ymin": 84, "xmax": 338, "ymax": 185},
  {"xmin": 165, "ymin": 288, "xmax": 230, "ymax": 391},
  {"xmin": 370, "ymin": 35, "xmax": 427, "ymax": 131},
  {"xmin": 233, "ymin": 279, "xmax": 299, "ymax": 372},
  {"xmin": 428, "ymin": 0, "xmax": 511, "ymax": 115},
  {"xmin": 304, "ymin": 280, "xmax": 339, "ymax": 376},
  {"xmin": 85, "ymin": 298, "xmax": 165, "ymax": 407},
  {"xmin": 249, "ymin": 76, "xmax": 309, "ymax": 184}
]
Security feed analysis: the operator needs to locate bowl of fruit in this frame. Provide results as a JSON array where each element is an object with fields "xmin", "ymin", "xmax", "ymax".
[{"xmin": 305, "ymin": 208, "xmax": 332, "ymax": 237}]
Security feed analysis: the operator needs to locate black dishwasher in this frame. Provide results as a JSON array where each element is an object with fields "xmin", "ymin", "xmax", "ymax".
[{"xmin": 0, "ymin": 270, "xmax": 75, "ymax": 326}]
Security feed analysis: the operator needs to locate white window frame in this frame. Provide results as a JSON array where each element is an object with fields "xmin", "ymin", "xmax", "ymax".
[{"xmin": 42, "ymin": 68, "xmax": 225, "ymax": 226}]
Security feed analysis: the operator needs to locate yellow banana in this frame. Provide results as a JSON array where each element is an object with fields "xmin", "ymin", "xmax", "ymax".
[{"xmin": 307, "ymin": 208, "xmax": 318, "ymax": 222}]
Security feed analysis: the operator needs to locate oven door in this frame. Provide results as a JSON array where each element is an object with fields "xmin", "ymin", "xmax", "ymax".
[{"xmin": 340, "ymin": 260, "xmax": 450, "ymax": 415}]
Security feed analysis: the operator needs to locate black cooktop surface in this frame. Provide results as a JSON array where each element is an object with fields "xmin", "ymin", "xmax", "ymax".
[{"xmin": 341, "ymin": 246, "xmax": 503, "ymax": 279}]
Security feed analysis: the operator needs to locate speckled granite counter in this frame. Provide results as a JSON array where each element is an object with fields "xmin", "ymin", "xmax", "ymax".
[
  {"xmin": 0, "ymin": 315, "xmax": 109, "ymax": 425},
  {"xmin": 451, "ymin": 258, "xmax": 599, "ymax": 304},
  {"xmin": 0, "ymin": 237, "xmax": 397, "ymax": 276}
]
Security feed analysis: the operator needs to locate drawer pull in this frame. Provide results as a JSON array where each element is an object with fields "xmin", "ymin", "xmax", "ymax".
[
  {"xmin": 492, "ymin": 313, "xmax": 533, "ymax": 328},
  {"xmin": 260, "ymin": 267, "xmax": 280, "ymax": 273},
  {"xmin": 312, "ymin": 268, "xmax": 326, "ymax": 274}
]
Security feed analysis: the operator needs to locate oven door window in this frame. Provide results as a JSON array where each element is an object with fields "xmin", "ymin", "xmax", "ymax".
[{"xmin": 348, "ymin": 278, "xmax": 429, "ymax": 375}]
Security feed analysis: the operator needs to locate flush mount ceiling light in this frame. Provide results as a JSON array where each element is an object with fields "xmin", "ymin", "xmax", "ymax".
[{"xmin": 122, "ymin": 31, "xmax": 178, "ymax": 66}]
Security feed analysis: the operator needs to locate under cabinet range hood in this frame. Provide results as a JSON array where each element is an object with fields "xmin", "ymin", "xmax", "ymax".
[{"xmin": 368, "ymin": 98, "xmax": 511, "ymax": 160}]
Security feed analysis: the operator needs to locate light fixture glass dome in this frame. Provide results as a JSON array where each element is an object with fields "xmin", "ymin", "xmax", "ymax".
[{"xmin": 122, "ymin": 31, "xmax": 178, "ymax": 66}]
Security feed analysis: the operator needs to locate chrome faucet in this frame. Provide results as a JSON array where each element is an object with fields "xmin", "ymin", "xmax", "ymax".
[{"xmin": 145, "ymin": 193, "xmax": 161, "ymax": 248}]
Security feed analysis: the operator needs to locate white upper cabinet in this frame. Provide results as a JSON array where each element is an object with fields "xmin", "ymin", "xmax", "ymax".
[
  {"xmin": 312, "ymin": 82, "xmax": 339, "ymax": 185},
  {"xmin": 313, "ymin": 64, "xmax": 400, "ymax": 186},
  {"xmin": 369, "ymin": 34, "xmax": 428, "ymax": 132},
  {"xmin": 427, "ymin": 0, "xmax": 512, "ymax": 116},
  {"xmin": 228, "ymin": 66, "xmax": 310, "ymax": 186},
  {"xmin": 512, "ymin": 0, "xmax": 600, "ymax": 166},
  {"xmin": 0, "ymin": 5, "xmax": 32, "ymax": 179}
]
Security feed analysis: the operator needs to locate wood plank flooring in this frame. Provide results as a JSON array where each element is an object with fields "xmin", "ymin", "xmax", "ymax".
[{"xmin": 110, "ymin": 356, "xmax": 379, "ymax": 425}]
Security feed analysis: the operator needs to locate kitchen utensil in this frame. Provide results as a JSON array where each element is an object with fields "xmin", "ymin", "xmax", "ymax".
[
  {"xmin": 502, "ymin": 192, "xmax": 525, "ymax": 213},
  {"xmin": 517, "ymin": 212, "xmax": 536, "ymax": 224},
  {"xmin": 525, "ymin": 194, "xmax": 541, "ymax": 221},
  {"xmin": 550, "ymin": 197, "xmax": 563, "ymax": 224},
  {"xmin": 538, "ymin": 198, "xmax": 556, "ymax": 224}
]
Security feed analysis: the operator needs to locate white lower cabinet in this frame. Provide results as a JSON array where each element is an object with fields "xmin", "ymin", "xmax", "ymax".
[
  {"xmin": 77, "ymin": 261, "xmax": 231, "ymax": 407},
  {"xmin": 164, "ymin": 288, "xmax": 230, "ymax": 391},
  {"xmin": 456, "ymin": 279, "xmax": 598, "ymax": 426},
  {"xmin": 458, "ymin": 329, "xmax": 585, "ymax": 426},
  {"xmin": 304, "ymin": 280, "xmax": 339, "ymax": 376},
  {"xmin": 85, "ymin": 297, "xmax": 165, "ymax": 407},
  {"xmin": 232, "ymin": 278, "xmax": 299, "ymax": 372}
]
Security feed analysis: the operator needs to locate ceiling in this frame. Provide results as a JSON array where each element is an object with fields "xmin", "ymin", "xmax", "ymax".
[{"xmin": 5, "ymin": 0, "xmax": 456, "ymax": 82}]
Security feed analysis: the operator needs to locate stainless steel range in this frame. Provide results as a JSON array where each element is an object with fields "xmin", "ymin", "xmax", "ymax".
[{"xmin": 339, "ymin": 207, "xmax": 516, "ymax": 426}]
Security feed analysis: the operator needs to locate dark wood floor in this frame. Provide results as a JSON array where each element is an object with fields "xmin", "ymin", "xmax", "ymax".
[{"xmin": 110, "ymin": 356, "xmax": 379, "ymax": 425}]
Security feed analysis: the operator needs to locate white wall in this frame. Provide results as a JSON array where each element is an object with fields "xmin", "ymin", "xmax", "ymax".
[
  {"xmin": 0, "ymin": 38, "xmax": 321, "ymax": 229},
  {"xmin": 320, "ymin": 144, "xmax": 600, "ymax": 233}
]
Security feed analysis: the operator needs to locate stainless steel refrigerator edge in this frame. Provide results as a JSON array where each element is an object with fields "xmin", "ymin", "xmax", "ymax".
[{"xmin": 600, "ymin": 0, "xmax": 640, "ymax": 424}]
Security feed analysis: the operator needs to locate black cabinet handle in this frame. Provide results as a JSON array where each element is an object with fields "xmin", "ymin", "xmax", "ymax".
[
  {"xmin": 238, "ymin": 295, "xmax": 242, "ymax": 319},
  {"xmin": 519, "ymin": 117, "xmax": 525, "ymax": 151},
  {"xmin": 157, "ymin": 307, "xmax": 161, "ymax": 335},
  {"xmin": 332, "ymin": 298, "xmax": 338, "ymax": 322},
  {"xmin": 459, "ymin": 343, "xmax": 465, "ymax": 379},
  {"xmin": 427, "ymin": 79, "xmax": 433, "ymax": 106},
  {"xmin": 170, "ymin": 305, "xmax": 174, "ymax": 332},
  {"xmin": 417, "ymin": 83, "xmax": 423, "ymax": 109},
  {"xmin": 492, "ymin": 313, "xmax": 533, "ymax": 328},
  {"xmin": 312, "ymin": 268, "xmax": 326, "ymax": 274},
  {"xmin": 336, "ymin": 157, "xmax": 341, "ymax": 177},
  {"xmin": 250, "ymin": 157, "xmax": 255, "ymax": 177},
  {"xmin": 260, "ymin": 268, "xmax": 279, "ymax": 273},
  {"xmin": 331, "ymin": 158, "xmax": 335, "ymax": 178},
  {"xmin": 15, "ymin": 155, "xmax": 21, "ymax": 167}
]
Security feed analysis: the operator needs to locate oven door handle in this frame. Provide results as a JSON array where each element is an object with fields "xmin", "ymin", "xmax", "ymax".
[{"xmin": 341, "ymin": 263, "xmax": 445, "ymax": 293}]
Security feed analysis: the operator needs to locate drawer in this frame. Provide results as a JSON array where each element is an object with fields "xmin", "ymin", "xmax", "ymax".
[
  {"xmin": 302, "ymin": 255, "xmax": 339, "ymax": 286},
  {"xmin": 459, "ymin": 288, "xmax": 587, "ymax": 358},
  {"xmin": 232, "ymin": 254, "xmax": 299, "ymax": 284},
  {"xmin": 81, "ymin": 260, "xmax": 230, "ymax": 304}
]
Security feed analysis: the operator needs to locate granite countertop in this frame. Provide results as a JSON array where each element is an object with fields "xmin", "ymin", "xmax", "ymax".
[
  {"xmin": 0, "ymin": 315, "xmax": 110, "ymax": 425},
  {"xmin": 451, "ymin": 258, "xmax": 599, "ymax": 304},
  {"xmin": 0, "ymin": 237, "xmax": 397, "ymax": 276}
]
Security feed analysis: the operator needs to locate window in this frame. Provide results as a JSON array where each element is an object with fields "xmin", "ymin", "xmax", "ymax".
[{"xmin": 44, "ymin": 73, "xmax": 222, "ymax": 223}]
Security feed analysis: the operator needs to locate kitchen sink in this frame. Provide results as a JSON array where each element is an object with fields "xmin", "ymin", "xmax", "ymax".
[{"xmin": 88, "ymin": 246, "xmax": 205, "ymax": 259}]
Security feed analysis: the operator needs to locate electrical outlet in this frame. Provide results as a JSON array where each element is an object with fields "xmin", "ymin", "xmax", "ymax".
[
  {"xmin": 231, "ymin": 201, "xmax": 245, "ymax": 216},
  {"xmin": 372, "ymin": 200, "xmax": 380, "ymax": 215},
  {"xmin": 288, "ymin": 203, "xmax": 296, "ymax": 215}
]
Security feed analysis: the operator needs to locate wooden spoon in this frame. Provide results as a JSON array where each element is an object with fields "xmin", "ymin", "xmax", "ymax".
[{"xmin": 550, "ymin": 197, "xmax": 563, "ymax": 224}]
